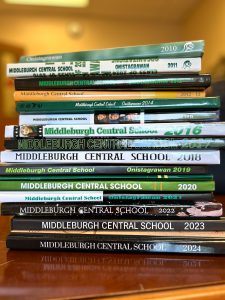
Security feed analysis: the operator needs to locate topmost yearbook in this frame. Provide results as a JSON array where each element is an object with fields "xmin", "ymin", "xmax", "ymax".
[{"xmin": 19, "ymin": 40, "xmax": 205, "ymax": 63}]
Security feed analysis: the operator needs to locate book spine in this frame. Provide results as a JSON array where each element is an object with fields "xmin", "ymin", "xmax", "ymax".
[
  {"xmin": 0, "ymin": 191, "xmax": 104, "ymax": 203},
  {"xmin": 0, "ymin": 150, "xmax": 220, "ymax": 165},
  {"xmin": 0, "ymin": 191, "xmax": 213, "ymax": 202},
  {"xmin": 0, "ymin": 180, "xmax": 215, "ymax": 191},
  {"xmin": 0, "ymin": 165, "xmax": 208, "ymax": 175},
  {"xmin": 18, "ymin": 41, "xmax": 204, "ymax": 62},
  {"xmin": 11, "ymin": 218, "xmax": 225, "ymax": 232},
  {"xmin": 7, "ymin": 58, "xmax": 201, "ymax": 78},
  {"xmin": 4, "ymin": 138, "xmax": 225, "ymax": 151},
  {"xmin": 14, "ymin": 90, "xmax": 205, "ymax": 101},
  {"xmin": 18, "ymin": 111, "xmax": 220, "ymax": 125},
  {"xmin": 6, "ymin": 234, "xmax": 225, "ymax": 254},
  {"xmin": 1, "ymin": 202, "xmax": 222, "ymax": 217},
  {"xmin": 5, "ymin": 122, "xmax": 225, "ymax": 138},
  {"xmin": 19, "ymin": 113, "xmax": 95, "ymax": 125},
  {"xmin": 15, "ymin": 97, "xmax": 221, "ymax": 113},
  {"xmin": 14, "ymin": 74, "xmax": 211, "ymax": 90}
]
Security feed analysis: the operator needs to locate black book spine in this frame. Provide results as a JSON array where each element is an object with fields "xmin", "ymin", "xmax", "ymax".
[
  {"xmin": 5, "ymin": 138, "xmax": 225, "ymax": 151},
  {"xmin": 6, "ymin": 233, "xmax": 225, "ymax": 254},
  {"xmin": 1, "ymin": 202, "xmax": 223, "ymax": 217},
  {"xmin": 11, "ymin": 217, "xmax": 225, "ymax": 232},
  {"xmin": 14, "ymin": 74, "xmax": 211, "ymax": 91},
  {"xmin": 0, "ymin": 165, "xmax": 208, "ymax": 175}
]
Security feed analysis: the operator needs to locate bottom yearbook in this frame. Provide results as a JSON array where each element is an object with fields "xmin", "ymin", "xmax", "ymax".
[{"xmin": 6, "ymin": 233, "xmax": 225, "ymax": 255}]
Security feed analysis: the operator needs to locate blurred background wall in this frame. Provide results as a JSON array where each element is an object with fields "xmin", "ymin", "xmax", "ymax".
[
  {"xmin": 1, "ymin": 0, "xmax": 224, "ymax": 76},
  {"xmin": 0, "ymin": 0, "xmax": 185, "ymax": 56},
  {"xmin": 183, "ymin": 0, "xmax": 225, "ymax": 78}
]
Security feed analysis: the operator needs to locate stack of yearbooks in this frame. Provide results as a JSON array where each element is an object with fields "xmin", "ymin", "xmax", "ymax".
[{"xmin": 1, "ymin": 40, "xmax": 225, "ymax": 254}]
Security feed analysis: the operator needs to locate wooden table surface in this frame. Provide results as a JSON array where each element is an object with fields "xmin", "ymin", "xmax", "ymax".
[{"xmin": 0, "ymin": 196, "xmax": 225, "ymax": 300}]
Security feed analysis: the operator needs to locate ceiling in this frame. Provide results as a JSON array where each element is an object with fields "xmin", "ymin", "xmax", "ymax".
[{"xmin": 0, "ymin": 0, "xmax": 201, "ymax": 22}]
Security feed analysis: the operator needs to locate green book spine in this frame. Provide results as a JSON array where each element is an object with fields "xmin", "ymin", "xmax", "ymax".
[
  {"xmin": 19, "ymin": 40, "xmax": 205, "ymax": 62},
  {"xmin": 0, "ymin": 180, "xmax": 215, "ymax": 191},
  {"xmin": 15, "ymin": 97, "xmax": 220, "ymax": 113}
]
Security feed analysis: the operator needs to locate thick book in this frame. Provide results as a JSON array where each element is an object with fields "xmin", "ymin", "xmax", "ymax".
[
  {"xmin": 0, "ymin": 178, "xmax": 215, "ymax": 191},
  {"xmin": 11, "ymin": 217, "xmax": 225, "ymax": 232},
  {"xmin": 0, "ymin": 164, "xmax": 208, "ymax": 175},
  {"xmin": 5, "ymin": 122, "xmax": 225, "ymax": 139},
  {"xmin": 18, "ymin": 111, "xmax": 220, "ymax": 125},
  {"xmin": 15, "ymin": 97, "xmax": 221, "ymax": 113},
  {"xmin": 1, "ymin": 201, "xmax": 222, "ymax": 217},
  {"xmin": 7, "ymin": 234, "xmax": 225, "ymax": 254},
  {"xmin": 14, "ymin": 90, "xmax": 205, "ymax": 101},
  {"xmin": 5, "ymin": 138, "xmax": 225, "ymax": 151},
  {"xmin": 19, "ymin": 40, "xmax": 205, "ymax": 62},
  {"xmin": 14, "ymin": 74, "xmax": 211, "ymax": 91},
  {"xmin": 0, "ymin": 191, "xmax": 213, "ymax": 203},
  {"xmin": 0, "ymin": 150, "xmax": 220, "ymax": 165},
  {"xmin": 7, "ymin": 58, "xmax": 201, "ymax": 78}
]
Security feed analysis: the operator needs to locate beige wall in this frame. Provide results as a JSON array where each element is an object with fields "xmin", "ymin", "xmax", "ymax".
[
  {"xmin": 1, "ymin": 2, "xmax": 225, "ymax": 75},
  {"xmin": 183, "ymin": 0, "xmax": 225, "ymax": 76},
  {"xmin": 0, "ymin": 12, "xmax": 181, "ymax": 57}
]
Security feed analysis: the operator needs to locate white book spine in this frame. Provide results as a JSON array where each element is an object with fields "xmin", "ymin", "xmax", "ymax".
[
  {"xmin": 0, "ymin": 191, "xmax": 103, "ymax": 202},
  {"xmin": 7, "ymin": 57, "xmax": 201, "ymax": 78},
  {"xmin": 0, "ymin": 150, "xmax": 220, "ymax": 165},
  {"xmin": 5, "ymin": 122, "xmax": 225, "ymax": 138},
  {"xmin": 19, "ymin": 114, "xmax": 94, "ymax": 125},
  {"xmin": 18, "ymin": 112, "xmax": 220, "ymax": 125}
]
